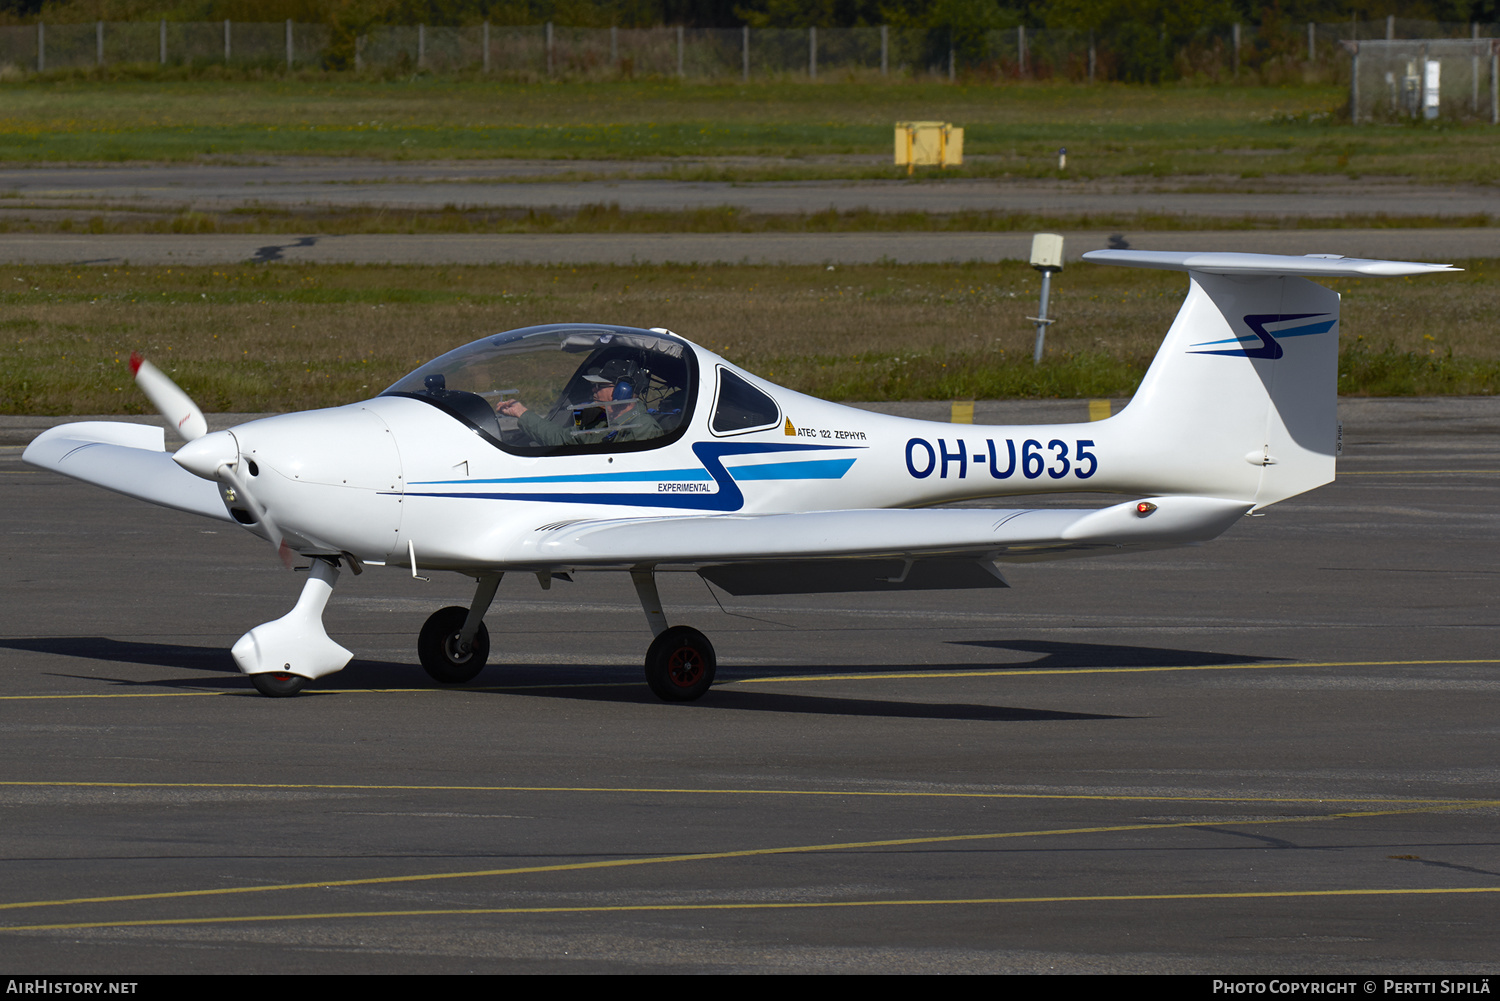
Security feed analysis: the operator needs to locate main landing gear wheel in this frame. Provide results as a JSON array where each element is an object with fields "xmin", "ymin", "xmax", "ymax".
[
  {"xmin": 250, "ymin": 671, "xmax": 308, "ymax": 698},
  {"xmin": 644, "ymin": 626, "xmax": 716, "ymax": 702},
  {"xmin": 418, "ymin": 605, "xmax": 490, "ymax": 684}
]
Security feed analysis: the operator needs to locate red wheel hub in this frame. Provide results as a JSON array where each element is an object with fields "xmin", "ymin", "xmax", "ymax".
[{"xmin": 666, "ymin": 647, "xmax": 703, "ymax": 688}]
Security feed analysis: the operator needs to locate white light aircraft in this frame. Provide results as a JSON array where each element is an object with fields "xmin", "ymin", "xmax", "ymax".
[{"xmin": 23, "ymin": 250, "xmax": 1457, "ymax": 699}]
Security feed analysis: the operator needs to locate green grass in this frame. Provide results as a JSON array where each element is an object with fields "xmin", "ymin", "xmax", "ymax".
[
  {"xmin": 2, "ymin": 77, "xmax": 1498, "ymax": 182},
  {"xmin": 1337, "ymin": 341, "xmax": 1500, "ymax": 396},
  {"xmin": 2, "ymin": 260, "xmax": 1494, "ymax": 415}
]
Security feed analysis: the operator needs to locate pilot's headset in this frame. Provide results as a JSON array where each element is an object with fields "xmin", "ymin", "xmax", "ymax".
[
  {"xmin": 613, "ymin": 360, "xmax": 640, "ymax": 401},
  {"xmin": 588, "ymin": 359, "xmax": 640, "ymax": 402}
]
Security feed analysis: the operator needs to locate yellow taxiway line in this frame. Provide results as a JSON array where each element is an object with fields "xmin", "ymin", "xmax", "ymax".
[
  {"xmin": 1, "ymin": 802, "xmax": 1490, "ymax": 922},
  {"xmin": 9, "ymin": 884, "xmax": 1500, "ymax": 933},
  {"xmin": 4, "ymin": 658, "xmax": 1496, "ymax": 700}
]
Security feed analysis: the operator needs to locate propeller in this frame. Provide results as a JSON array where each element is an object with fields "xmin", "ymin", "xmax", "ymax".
[
  {"xmin": 215, "ymin": 456, "xmax": 296, "ymax": 570},
  {"xmin": 129, "ymin": 353, "xmax": 206, "ymax": 442},
  {"xmin": 130, "ymin": 352, "xmax": 294, "ymax": 569}
]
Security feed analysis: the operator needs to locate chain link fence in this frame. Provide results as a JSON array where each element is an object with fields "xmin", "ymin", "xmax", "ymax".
[
  {"xmin": 1345, "ymin": 39, "xmax": 1500, "ymax": 124},
  {"xmin": 0, "ymin": 19, "xmax": 334, "ymax": 71},
  {"xmin": 0, "ymin": 17, "xmax": 1496, "ymax": 93}
]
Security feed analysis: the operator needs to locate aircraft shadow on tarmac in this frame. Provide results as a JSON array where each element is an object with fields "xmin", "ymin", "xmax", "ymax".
[
  {"xmin": 4, "ymin": 636, "xmax": 240, "ymax": 672},
  {"xmin": 4, "ymin": 635, "xmax": 1148, "ymax": 721},
  {"xmin": 1, "ymin": 636, "xmax": 401, "ymax": 693},
  {"xmin": 496, "ymin": 683, "xmax": 1136, "ymax": 722},
  {"xmin": 947, "ymin": 639, "xmax": 1279, "ymax": 670}
]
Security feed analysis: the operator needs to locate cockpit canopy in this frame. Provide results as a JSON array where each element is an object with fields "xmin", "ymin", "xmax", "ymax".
[{"xmin": 380, "ymin": 324, "xmax": 698, "ymax": 455}]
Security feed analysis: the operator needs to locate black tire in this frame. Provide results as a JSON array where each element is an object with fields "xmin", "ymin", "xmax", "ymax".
[
  {"xmin": 418, "ymin": 605, "xmax": 490, "ymax": 684},
  {"xmin": 250, "ymin": 671, "xmax": 308, "ymax": 698},
  {"xmin": 644, "ymin": 626, "xmax": 716, "ymax": 702}
]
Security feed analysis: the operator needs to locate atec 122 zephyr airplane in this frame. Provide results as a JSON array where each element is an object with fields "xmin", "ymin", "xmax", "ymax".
[{"xmin": 23, "ymin": 250, "xmax": 1457, "ymax": 699}]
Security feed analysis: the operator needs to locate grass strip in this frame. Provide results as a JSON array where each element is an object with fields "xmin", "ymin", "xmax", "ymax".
[
  {"xmin": 1, "ymin": 260, "xmax": 1494, "ymax": 415},
  {"xmin": 1, "ymin": 79, "xmax": 1499, "ymax": 183}
]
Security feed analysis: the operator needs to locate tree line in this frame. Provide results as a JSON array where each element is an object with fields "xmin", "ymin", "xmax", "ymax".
[{"xmin": 1, "ymin": 1, "xmax": 1492, "ymax": 32}]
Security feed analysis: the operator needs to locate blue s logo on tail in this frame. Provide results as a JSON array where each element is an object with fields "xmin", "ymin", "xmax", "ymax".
[{"xmin": 1188, "ymin": 313, "xmax": 1336, "ymax": 359}]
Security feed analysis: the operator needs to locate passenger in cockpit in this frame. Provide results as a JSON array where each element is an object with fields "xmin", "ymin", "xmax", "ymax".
[{"xmin": 497, "ymin": 358, "xmax": 663, "ymax": 447}]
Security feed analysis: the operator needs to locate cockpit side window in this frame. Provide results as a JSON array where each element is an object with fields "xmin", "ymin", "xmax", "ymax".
[{"xmin": 711, "ymin": 368, "xmax": 781, "ymax": 435}]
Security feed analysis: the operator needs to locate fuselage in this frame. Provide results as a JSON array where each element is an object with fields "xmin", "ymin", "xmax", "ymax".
[{"xmin": 211, "ymin": 324, "xmax": 1262, "ymax": 574}]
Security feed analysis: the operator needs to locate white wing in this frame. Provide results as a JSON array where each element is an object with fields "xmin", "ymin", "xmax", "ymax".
[
  {"xmin": 512, "ymin": 496, "xmax": 1250, "ymax": 594},
  {"xmin": 23, "ymin": 422, "xmax": 233, "ymax": 523}
]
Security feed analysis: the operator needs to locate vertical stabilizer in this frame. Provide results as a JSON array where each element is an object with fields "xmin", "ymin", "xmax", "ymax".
[{"xmin": 1084, "ymin": 251, "xmax": 1458, "ymax": 509}]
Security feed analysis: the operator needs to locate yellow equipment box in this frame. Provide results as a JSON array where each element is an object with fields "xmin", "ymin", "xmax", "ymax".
[{"xmin": 894, "ymin": 121, "xmax": 963, "ymax": 173}]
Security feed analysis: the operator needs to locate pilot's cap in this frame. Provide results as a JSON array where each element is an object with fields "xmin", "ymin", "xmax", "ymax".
[{"xmin": 584, "ymin": 359, "xmax": 637, "ymax": 384}]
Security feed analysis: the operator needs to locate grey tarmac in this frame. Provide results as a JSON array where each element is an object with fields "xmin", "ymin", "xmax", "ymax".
[
  {"xmin": 3, "ymin": 160, "xmax": 1498, "ymax": 218},
  {"xmin": 4, "ymin": 160, "xmax": 1496, "ymax": 265},
  {"xmin": 0, "ymin": 398, "xmax": 1497, "ymax": 973},
  {"xmin": 2, "ymin": 228, "xmax": 1499, "ymax": 266}
]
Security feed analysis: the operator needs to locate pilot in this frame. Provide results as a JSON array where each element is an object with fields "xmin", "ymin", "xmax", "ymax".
[{"xmin": 497, "ymin": 358, "xmax": 663, "ymax": 447}]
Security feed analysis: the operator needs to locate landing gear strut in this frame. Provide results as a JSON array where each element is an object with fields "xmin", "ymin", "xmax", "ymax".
[{"xmin": 632, "ymin": 569, "xmax": 716, "ymax": 702}]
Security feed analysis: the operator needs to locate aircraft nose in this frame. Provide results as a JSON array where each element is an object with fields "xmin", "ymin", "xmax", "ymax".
[
  {"xmin": 173, "ymin": 430, "xmax": 238, "ymax": 480},
  {"xmin": 226, "ymin": 407, "xmax": 403, "ymax": 558}
]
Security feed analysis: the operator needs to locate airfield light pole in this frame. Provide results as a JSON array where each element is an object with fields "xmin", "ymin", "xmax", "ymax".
[{"xmin": 1029, "ymin": 234, "xmax": 1064, "ymax": 366}]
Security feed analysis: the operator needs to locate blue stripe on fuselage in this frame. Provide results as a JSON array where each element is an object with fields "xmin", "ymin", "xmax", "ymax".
[
  {"xmin": 411, "ymin": 467, "xmax": 712, "ymax": 485},
  {"xmin": 401, "ymin": 442, "xmax": 862, "ymax": 512},
  {"xmin": 728, "ymin": 458, "xmax": 856, "ymax": 480}
]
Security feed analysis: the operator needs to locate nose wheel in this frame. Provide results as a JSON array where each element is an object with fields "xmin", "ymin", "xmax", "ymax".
[
  {"xmin": 644, "ymin": 626, "xmax": 716, "ymax": 702},
  {"xmin": 250, "ymin": 671, "xmax": 308, "ymax": 698},
  {"xmin": 418, "ymin": 605, "xmax": 491, "ymax": 683}
]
